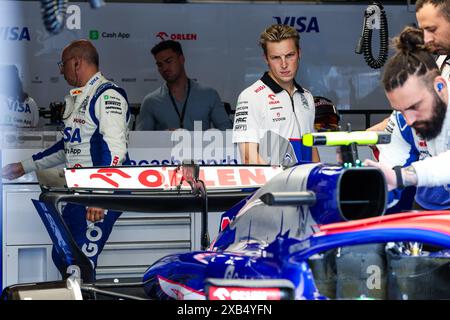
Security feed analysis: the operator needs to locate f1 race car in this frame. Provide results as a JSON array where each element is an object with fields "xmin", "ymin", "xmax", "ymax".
[{"xmin": 3, "ymin": 131, "xmax": 450, "ymax": 300}]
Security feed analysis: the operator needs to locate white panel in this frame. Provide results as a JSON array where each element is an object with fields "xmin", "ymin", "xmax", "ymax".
[
  {"xmin": 95, "ymin": 266, "xmax": 148, "ymax": 280},
  {"xmin": 108, "ymin": 218, "xmax": 190, "ymax": 243},
  {"xmin": 97, "ymin": 243, "xmax": 190, "ymax": 267},
  {"xmin": 5, "ymin": 245, "xmax": 60, "ymax": 288},
  {"xmin": 18, "ymin": 247, "xmax": 47, "ymax": 283},
  {"xmin": 4, "ymin": 185, "xmax": 53, "ymax": 245}
]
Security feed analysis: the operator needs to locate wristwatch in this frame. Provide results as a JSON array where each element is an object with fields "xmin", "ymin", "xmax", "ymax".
[{"xmin": 393, "ymin": 166, "xmax": 405, "ymax": 190}]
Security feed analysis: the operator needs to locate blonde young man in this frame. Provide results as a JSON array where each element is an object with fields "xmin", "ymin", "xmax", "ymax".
[{"xmin": 232, "ymin": 24, "xmax": 319, "ymax": 166}]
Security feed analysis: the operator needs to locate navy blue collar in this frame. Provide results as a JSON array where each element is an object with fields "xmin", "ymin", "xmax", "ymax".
[{"xmin": 260, "ymin": 72, "xmax": 304, "ymax": 94}]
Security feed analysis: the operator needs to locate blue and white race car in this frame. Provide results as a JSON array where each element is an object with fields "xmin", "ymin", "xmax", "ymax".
[{"xmin": 3, "ymin": 131, "xmax": 450, "ymax": 300}]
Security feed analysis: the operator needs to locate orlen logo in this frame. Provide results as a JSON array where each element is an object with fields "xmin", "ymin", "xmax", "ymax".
[
  {"xmin": 156, "ymin": 31, "xmax": 197, "ymax": 41},
  {"xmin": 88, "ymin": 168, "xmax": 132, "ymax": 188},
  {"xmin": 67, "ymin": 166, "xmax": 281, "ymax": 190},
  {"xmin": 209, "ymin": 287, "xmax": 282, "ymax": 300},
  {"xmin": 268, "ymin": 94, "xmax": 280, "ymax": 105},
  {"xmin": 273, "ymin": 16, "xmax": 319, "ymax": 33}
]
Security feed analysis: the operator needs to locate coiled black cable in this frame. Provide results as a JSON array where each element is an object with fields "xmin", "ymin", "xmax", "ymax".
[
  {"xmin": 40, "ymin": 0, "xmax": 68, "ymax": 35},
  {"xmin": 355, "ymin": 2, "xmax": 389, "ymax": 69}
]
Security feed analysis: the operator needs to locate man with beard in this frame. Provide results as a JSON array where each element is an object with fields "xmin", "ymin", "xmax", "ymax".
[
  {"xmin": 136, "ymin": 40, "xmax": 232, "ymax": 131},
  {"xmin": 416, "ymin": 0, "xmax": 450, "ymax": 79},
  {"xmin": 364, "ymin": 26, "xmax": 450, "ymax": 211}
]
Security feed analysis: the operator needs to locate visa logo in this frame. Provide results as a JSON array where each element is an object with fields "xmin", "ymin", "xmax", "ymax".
[
  {"xmin": 273, "ymin": 16, "xmax": 319, "ymax": 33},
  {"xmin": 0, "ymin": 26, "xmax": 31, "ymax": 41},
  {"xmin": 8, "ymin": 101, "xmax": 31, "ymax": 113}
]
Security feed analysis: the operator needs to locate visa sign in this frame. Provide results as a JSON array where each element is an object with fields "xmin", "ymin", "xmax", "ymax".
[
  {"xmin": 0, "ymin": 27, "xmax": 30, "ymax": 41},
  {"xmin": 273, "ymin": 16, "xmax": 319, "ymax": 33}
]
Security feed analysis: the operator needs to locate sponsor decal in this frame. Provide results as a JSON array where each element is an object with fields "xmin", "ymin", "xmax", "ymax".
[
  {"xmin": 89, "ymin": 30, "xmax": 99, "ymax": 40},
  {"xmin": 386, "ymin": 119, "xmax": 395, "ymax": 134},
  {"xmin": 65, "ymin": 165, "xmax": 282, "ymax": 190},
  {"xmin": 105, "ymin": 100, "xmax": 121, "ymax": 106},
  {"xmin": 89, "ymin": 76, "xmax": 99, "ymax": 86},
  {"xmin": 65, "ymin": 147, "xmax": 81, "ymax": 155},
  {"xmin": 234, "ymin": 124, "xmax": 247, "ymax": 131},
  {"xmin": 89, "ymin": 29, "xmax": 130, "ymax": 40},
  {"xmin": 268, "ymin": 94, "xmax": 280, "ymax": 105},
  {"xmin": 0, "ymin": 26, "xmax": 30, "ymax": 41},
  {"xmin": 158, "ymin": 275, "xmax": 204, "ymax": 300},
  {"xmin": 300, "ymin": 94, "xmax": 310, "ymax": 110},
  {"xmin": 283, "ymin": 153, "xmax": 293, "ymax": 163},
  {"xmin": 79, "ymin": 97, "xmax": 88, "ymax": 113},
  {"xmin": 31, "ymin": 76, "xmax": 43, "ymax": 84},
  {"xmin": 103, "ymin": 95, "xmax": 120, "ymax": 101},
  {"xmin": 112, "ymin": 156, "xmax": 119, "ymax": 166},
  {"xmin": 63, "ymin": 127, "xmax": 82, "ymax": 143},
  {"xmin": 273, "ymin": 16, "xmax": 320, "ymax": 33},
  {"xmin": 235, "ymin": 105, "xmax": 248, "ymax": 112},
  {"xmin": 419, "ymin": 140, "xmax": 427, "ymax": 148},
  {"xmin": 73, "ymin": 118, "xmax": 85, "ymax": 125},
  {"xmin": 156, "ymin": 31, "xmax": 197, "ymax": 41},
  {"xmin": 208, "ymin": 286, "xmax": 282, "ymax": 300},
  {"xmin": 272, "ymin": 111, "xmax": 286, "ymax": 122},
  {"xmin": 254, "ymin": 85, "xmax": 266, "ymax": 93},
  {"xmin": 220, "ymin": 217, "xmax": 231, "ymax": 231},
  {"xmin": 105, "ymin": 106, "xmax": 122, "ymax": 112},
  {"xmin": 66, "ymin": 5, "xmax": 81, "ymax": 30},
  {"xmin": 50, "ymin": 76, "xmax": 59, "ymax": 83},
  {"xmin": 129, "ymin": 156, "xmax": 238, "ymax": 166},
  {"xmin": 71, "ymin": 89, "xmax": 83, "ymax": 96},
  {"xmin": 121, "ymin": 78, "xmax": 136, "ymax": 82},
  {"xmin": 193, "ymin": 252, "xmax": 217, "ymax": 264},
  {"xmin": 235, "ymin": 111, "xmax": 248, "ymax": 117},
  {"xmin": 7, "ymin": 99, "xmax": 31, "ymax": 113},
  {"xmin": 235, "ymin": 117, "xmax": 247, "ymax": 124}
]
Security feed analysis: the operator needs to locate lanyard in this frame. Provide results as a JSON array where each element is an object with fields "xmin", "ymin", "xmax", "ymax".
[{"xmin": 168, "ymin": 79, "xmax": 191, "ymax": 129}]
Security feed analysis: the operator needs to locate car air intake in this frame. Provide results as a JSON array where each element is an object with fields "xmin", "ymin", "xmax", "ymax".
[{"xmin": 307, "ymin": 166, "xmax": 386, "ymax": 224}]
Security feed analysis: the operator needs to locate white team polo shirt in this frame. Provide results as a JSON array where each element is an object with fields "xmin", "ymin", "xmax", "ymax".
[{"xmin": 232, "ymin": 72, "xmax": 315, "ymax": 160}]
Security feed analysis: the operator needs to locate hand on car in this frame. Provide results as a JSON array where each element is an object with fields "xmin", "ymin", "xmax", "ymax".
[{"xmin": 86, "ymin": 207, "xmax": 105, "ymax": 222}]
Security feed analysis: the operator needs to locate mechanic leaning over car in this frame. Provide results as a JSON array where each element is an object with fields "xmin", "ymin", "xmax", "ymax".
[
  {"xmin": 368, "ymin": 0, "xmax": 450, "ymax": 132},
  {"xmin": 367, "ymin": 0, "xmax": 450, "ymax": 138},
  {"xmin": 363, "ymin": 26, "xmax": 450, "ymax": 212},
  {"xmin": 232, "ymin": 24, "xmax": 319, "ymax": 166},
  {"xmin": 1, "ymin": 39, "xmax": 131, "ymax": 277},
  {"xmin": 364, "ymin": 1, "xmax": 450, "ymax": 212}
]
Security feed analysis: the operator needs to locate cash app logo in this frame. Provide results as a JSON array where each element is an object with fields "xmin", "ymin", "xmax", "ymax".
[
  {"xmin": 103, "ymin": 95, "xmax": 109, "ymax": 100},
  {"xmin": 89, "ymin": 30, "xmax": 99, "ymax": 40}
]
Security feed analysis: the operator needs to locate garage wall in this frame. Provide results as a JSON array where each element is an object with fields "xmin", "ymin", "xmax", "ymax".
[{"xmin": 0, "ymin": 1, "xmax": 415, "ymax": 123}]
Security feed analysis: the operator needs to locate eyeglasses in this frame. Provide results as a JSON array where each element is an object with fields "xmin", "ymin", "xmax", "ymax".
[{"xmin": 57, "ymin": 57, "xmax": 74, "ymax": 70}]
